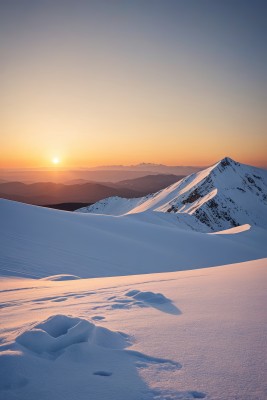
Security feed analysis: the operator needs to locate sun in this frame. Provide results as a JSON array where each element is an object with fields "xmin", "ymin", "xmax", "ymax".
[{"xmin": 52, "ymin": 157, "xmax": 60, "ymax": 165}]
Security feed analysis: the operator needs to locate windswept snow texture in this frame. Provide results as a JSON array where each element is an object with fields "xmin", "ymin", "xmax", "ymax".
[
  {"xmin": 0, "ymin": 197, "xmax": 266, "ymax": 278},
  {"xmin": 77, "ymin": 157, "xmax": 267, "ymax": 233},
  {"xmin": 0, "ymin": 259, "xmax": 266, "ymax": 399}
]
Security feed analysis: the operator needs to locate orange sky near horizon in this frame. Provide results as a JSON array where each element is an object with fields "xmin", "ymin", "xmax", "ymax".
[
  {"xmin": 1, "ymin": 147, "xmax": 266, "ymax": 169},
  {"xmin": 1, "ymin": 105, "xmax": 266, "ymax": 168}
]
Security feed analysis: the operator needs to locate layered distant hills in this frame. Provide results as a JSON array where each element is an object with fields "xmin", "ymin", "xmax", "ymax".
[
  {"xmin": 0, "ymin": 163, "xmax": 201, "ymax": 208},
  {"xmin": 0, "ymin": 163, "xmax": 202, "ymax": 183},
  {"xmin": 0, "ymin": 174, "xmax": 184, "ymax": 208}
]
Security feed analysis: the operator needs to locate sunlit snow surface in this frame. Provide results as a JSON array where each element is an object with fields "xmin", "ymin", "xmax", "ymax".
[{"xmin": 0, "ymin": 259, "xmax": 266, "ymax": 399}]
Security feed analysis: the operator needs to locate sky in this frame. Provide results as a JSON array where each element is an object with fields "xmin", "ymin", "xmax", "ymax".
[{"xmin": 0, "ymin": 0, "xmax": 266, "ymax": 169}]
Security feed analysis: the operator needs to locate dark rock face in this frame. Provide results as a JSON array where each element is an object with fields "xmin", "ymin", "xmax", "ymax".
[
  {"xmin": 182, "ymin": 189, "xmax": 202, "ymax": 204},
  {"xmin": 167, "ymin": 205, "xmax": 178, "ymax": 213},
  {"xmin": 221, "ymin": 158, "xmax": 232, "ymax": 168},
  {"xmin": 220, "ymin": 157, "xmax": 240, "ymax": 167}
]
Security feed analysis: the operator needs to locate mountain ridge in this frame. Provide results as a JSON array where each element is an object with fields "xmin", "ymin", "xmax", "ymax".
[{"xmin": 76, "ymin": 157, "xmax": 267, "ymax": 232}]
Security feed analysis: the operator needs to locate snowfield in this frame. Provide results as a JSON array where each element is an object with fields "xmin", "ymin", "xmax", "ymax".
[
  {"xmin": 0, "ymin": 259, "xmax": 266, "ymax": 400},
  {"xmin": 0, "ymin": 157, "xmax": 266, "ymax": 399}
]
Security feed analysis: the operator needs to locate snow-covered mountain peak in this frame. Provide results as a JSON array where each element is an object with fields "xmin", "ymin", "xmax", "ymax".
[
  {"xmin": 76, "ymin": 158, "xmax": 267, "ymax": 232},
  {"xmin": 209, "ymin": 156, "xmax": 241, "ymax": 176},
  {"xmin": 216, "ymin": 156, "xmax": 239, "ymax": 168}
]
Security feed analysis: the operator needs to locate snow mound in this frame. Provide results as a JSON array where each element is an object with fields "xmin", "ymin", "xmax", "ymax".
[
  {"xmin": 41, "ymin": 274, "xmax": 81, "ymax": 281},
  {"xmin": 125, "ymin": 290, "xmax": 170, "ymax": 304},
  {"xmin": 16, "ymin": 315, "xmax": 128, "ymax": 354}
]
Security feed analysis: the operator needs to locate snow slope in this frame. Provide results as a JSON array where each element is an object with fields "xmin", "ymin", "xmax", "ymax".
[
  {"xmin": 77, "ymin": 157, "xmax": 267, "ymax": 232},
  {"xmin": 0, "ymin": 258, "xmax": 266, "ymax": 400},
  {"xmin": 77, "ymin": 194, "xmax": 154, "ymax": 216},
  {"xmin": 0, "ymin": 198, "xmax": 266, "ymax": 278}
]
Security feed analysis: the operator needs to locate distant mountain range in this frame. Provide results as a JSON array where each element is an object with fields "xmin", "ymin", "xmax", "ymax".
[
  {"xmin": 0, "ymin": 164, "xmax": 202, "ymax": 183},
  {"xmin": 77, "ymin": 157, "xmax": 267, "ymax": 232},
  {"xmin": 0, "ymin": 174, "xmax": 183, "ymax": 207},
  {"xmin": 84, "ymin": 163, "xmax": 203, "ymax": 175}
]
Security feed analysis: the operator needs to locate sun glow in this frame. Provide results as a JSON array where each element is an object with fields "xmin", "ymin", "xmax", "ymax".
[{"xmin": 52, "ymin": 157, "xmax": 60, "ymax": 165}]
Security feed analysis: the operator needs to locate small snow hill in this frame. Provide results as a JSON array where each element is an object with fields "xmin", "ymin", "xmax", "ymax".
[
  {"xmin": 0, "ymin": 196, "xmax": 266, "ymax": 278},
  {"xmin": 76, "ymin": 157, "xmax": 267, "ymax": 232}
]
